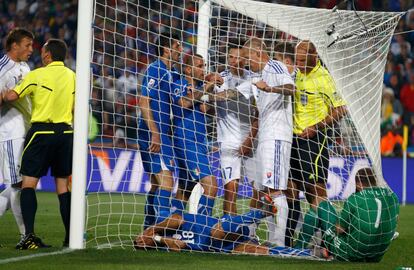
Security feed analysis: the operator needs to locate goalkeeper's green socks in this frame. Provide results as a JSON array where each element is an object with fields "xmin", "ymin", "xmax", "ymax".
[{"xmin": 294, "ymin": 207, "xmax": 318, "ymax": 249}]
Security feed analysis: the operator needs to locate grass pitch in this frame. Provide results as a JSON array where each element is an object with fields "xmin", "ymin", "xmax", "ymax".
[{"xmin": 0, "ymin": 192, "xmax": 413, "ymax": 270}]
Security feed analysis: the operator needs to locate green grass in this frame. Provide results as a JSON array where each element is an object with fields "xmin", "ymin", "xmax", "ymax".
[{"xmin": 0, "ymin": 192, "xmax": 413, "ymax": 270}]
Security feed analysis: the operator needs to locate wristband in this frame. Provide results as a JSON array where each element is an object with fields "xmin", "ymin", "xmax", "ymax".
[
  {"xmin": 200, "ymin": 94, "xmax": 209, "ymax": 103},
  {"xmin": 154, "ymin": 235, "xmax": 162, "ymax": 243}
]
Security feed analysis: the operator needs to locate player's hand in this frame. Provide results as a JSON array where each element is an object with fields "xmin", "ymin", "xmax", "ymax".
[
  {"xmin": 134, "ymin": 234, "xmax": 156, "ymax": 249},
  {"xmin": 205, "ymin": 72, "xmax": 224, "ymax": 86},
  {"xmin": 299, "ymin": 125, "xmax": 317, "ymax": 139},
  {"xmin": 149, "ymin": 132, "xmax": 161, "ymax": 153},
  {"xmin": 253, "ymin": 81, "xmax": 269, "ymax": 91},
  {"xmin": 239, "ymin": 137, "xmax": 253, "ymax": 157},
  {"xmin": 162, "ymin": 238, "xmax": 182, "ymax": 252}
]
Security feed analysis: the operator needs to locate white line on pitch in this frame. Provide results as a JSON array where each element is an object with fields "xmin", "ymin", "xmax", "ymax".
[{"xmin": 0, "ymin": 248, "xmax": 74, "ymax": 265}]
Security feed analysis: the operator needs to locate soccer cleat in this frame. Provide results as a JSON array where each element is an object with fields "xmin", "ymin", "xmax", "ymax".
[
  {"xmin": 15, "ymin": 234, "xmax": 25, "ymax": 250},
  {"xmin": 17, "ymin": 234, "xmax": 51, "ymax": 250},
  {"xmin": 260, "ymin": 194, "xmax": 277, "ymax": 215}
]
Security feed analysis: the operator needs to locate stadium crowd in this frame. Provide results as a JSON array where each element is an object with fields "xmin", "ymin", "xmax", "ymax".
[{"xmin": 1, "ymin": 0, "xmax": 414, "ymax": 155}]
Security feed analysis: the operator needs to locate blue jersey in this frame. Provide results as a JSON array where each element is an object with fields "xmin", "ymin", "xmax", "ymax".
[
  {"xmin": 139, "ymin": 59, "xmax": 176, "ymax": 134},
  {"xmin": 171, "ymin": 77, "xmax": 207, "ymax": 142}
]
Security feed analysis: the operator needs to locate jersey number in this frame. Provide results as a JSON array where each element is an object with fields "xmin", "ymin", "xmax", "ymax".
[
  {"xmin": 182, "ymin": 231, "xmax": 194, "ymax": 244},
  {"xmin": 223, "ymin": 167, "xmax": 232, "ymax": 180},
  {"xmin": 374, "ymin": 198, "xmax": 382, "ymax": 229}
]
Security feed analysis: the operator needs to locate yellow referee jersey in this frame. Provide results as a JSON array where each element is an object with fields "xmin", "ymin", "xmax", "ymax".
[
  {"xmin": 13, "ymin": 61, "xmax": 75, "ymax": 125},
  {"xmin": 294, "ymin": 61, "xmax": 345, "ymax": 135}
]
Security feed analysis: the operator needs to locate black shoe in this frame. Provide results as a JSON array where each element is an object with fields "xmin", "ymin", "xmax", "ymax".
[
  {"xmin": 15, "ymin": 235, "xmax": 26, "ymax": 250},
  {"xmin": 17, "ymin": 234, "xmax": 51, "ymax": 250}
]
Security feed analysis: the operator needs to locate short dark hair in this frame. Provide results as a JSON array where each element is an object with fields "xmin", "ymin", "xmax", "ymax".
[
  {"xmin": 156, "ymin": 31, "xmax": 180, "ymax": 57},
  {"xmin": 355, "ymin": 168, "xmax": 377, "ymax": 187},
  {"xmin": 274, "ymin": 42, "xmax": 295, "ymax": 61},
  {"xmin": 184, "ymin": 53, "xmax": 203, "ymax": 67},
  {"xmin": 228, "ymin": 37, "xmax": 245, "ymax": 51},
  {"xmin": 5, "ymin": 28, "xmax": 34, "ymax": 51},
  {"xmin": 44, "ymin": 39, "xmax": 67, "ymax": 61}
]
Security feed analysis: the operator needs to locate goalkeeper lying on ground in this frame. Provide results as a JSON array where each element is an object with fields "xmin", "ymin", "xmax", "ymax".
[
  {"xmin": 294, "ymin": 167, "xmax": 399, "ymax": 262},
  {"xmin": 134, "ymin": 195, "xmax": 312, "ymax": 257}
]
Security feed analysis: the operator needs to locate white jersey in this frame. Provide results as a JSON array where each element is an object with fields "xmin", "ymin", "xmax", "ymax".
[
  {"xmin": 0, "ymin": 54, "xmax": 31, "ymax": 142},
  {"xmin": 216, "ymin": 69, "xmax": 256, "ymax": 146},
  {"xmin": 254, "ymin": 60, "xmax": 294, "ymax": 143}
]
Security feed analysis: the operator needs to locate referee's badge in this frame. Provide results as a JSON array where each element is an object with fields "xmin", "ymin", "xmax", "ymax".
[{"xmin": 300, "ymin": 93, "xmax": 308, "ymax": 105}]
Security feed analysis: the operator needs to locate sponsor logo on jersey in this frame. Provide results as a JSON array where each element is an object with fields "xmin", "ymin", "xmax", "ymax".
[{"xmin": 300, "ymin": 93, "xmax": 308, "ymax": 105}]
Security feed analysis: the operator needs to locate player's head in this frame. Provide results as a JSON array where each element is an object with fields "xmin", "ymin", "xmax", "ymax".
[
  {"xmin": 227, "ymin": 38, "xmax": 246, "ymax": 73},
  {"xmin": 243, "ymin": 37, "xmax": 268, "ymax": 72},
  {"xmin": 156, "ymin": 31, "xmax": 182, "ymax": 63},
  {"xmin": 5, "ymin": 28, "xmax": 34, "ymax": 62},
  {"xmin": 183, "ymin": 54, "xmax": 205, "ymax": 82},
  {"xmin": 41, "ymin": 39, "xmax": 67, "ymax": 65},
  {"xmin": 355, "ymin": 167, "xmax": 377, "ymax": 191},
  {"xmin": 274, "ymin": 42, "xmax": 295, "ymax": 73},
  {"xmin": 295, "ymin": 40, "xmax": 318, "ymax": 74}
]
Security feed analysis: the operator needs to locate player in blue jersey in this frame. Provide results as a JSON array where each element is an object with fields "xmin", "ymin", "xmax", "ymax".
[
  {"xmin": 138, "ymin": 31, "xmax": 182, "ymax": 228},
  {"xmin": 171, "ymin": 54, "xmax": 223, "ymax": 216},
  {"xmin": 134, "ymin": 195, "xmax": 312, "ymax": 257}
]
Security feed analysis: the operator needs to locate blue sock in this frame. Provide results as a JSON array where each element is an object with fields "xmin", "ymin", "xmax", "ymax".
[
  {"xmin": 154, "ymin": 189, "xmax": 172, "ymax": 216},
  {"xmin": 269, "ymin": 246, "xmax": 312, "ymax": 257},
  {"xmin": 198, "ymin": 195, "xmax": 214, "ymax": 216},
  {"xmin": 144, "ymin": 190, "xmax": 157, "ymax": 229},
  {"xmin": 221, "ymin": 209, "xmax": 264, "ymax": 234},
  {"xmin": 171, "ymin": 198, "xmax": 186, "ymax": 213}
]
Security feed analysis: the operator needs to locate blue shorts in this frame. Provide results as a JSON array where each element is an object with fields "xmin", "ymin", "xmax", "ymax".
[
  {"xmin": 138, "ymin": 129, "xmax": 175, "ymax": 174},
  {"xmin": 174, "ymin": 137, "xmax": 212, "ymax": 181}
]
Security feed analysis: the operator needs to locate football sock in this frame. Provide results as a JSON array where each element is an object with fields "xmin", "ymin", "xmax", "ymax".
[
  {"xmin": 221, "ymin": 209, "xmax": 264, "ymax": 234},
  {"xmin": 58, "ymin": 192, "xmax": 71, "ymax": 243},
  {"xmin": 197, "ymin": 195, "xmax": 214, "ymax": 216},
  {"xmin": 294, "ymin": 207, "xmax": 318, "ymax": 249},
  {"xmin": 285, "ymin": 199, "xmax": 301, "ymax": 246},
  {"xmin": 10, "ymin": 187, "xmax": 25, "ymax": 235},
  {"xmin": 171, "ymin": 198, "xmax": 186, "ymax": 213},
  {"xmin": 269, "ymin": 246, "xmax": 312, "ymax": 257},
  {"xmin": 144, "ymin": 189, "xmax": 157, "ymax": 228},
  {"xmin": 20, "ymin": 188, "xmax": 37, "ymax": 235},
  {"xmin": 272, "ymin": 194, "xmax": 288, "ymax": 246},
  {"xmin": 154, "ymin": 189, "xmax": 171, "ymax": 216}
]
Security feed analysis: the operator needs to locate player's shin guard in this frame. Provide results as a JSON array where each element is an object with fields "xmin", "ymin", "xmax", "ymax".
[
  {"xmin": 317, "ymin": 200, "xmax": 337, "ymax": 233},
  {"xmin": 10, "ymin": 187, "xmax": 25, "ymax": 235},
  {"xmin": 144, "ymin": 190, "xmax": 157, "ymax": 229},
  {"xmin": 58, "ymin": 192, "xmax": 71, "ymax": 244},
  {"xmin": 269, "ymin": 246, "xmax": 312, "ymax": 257},
  {"xmin": 294, "ymin": 207, "xmax": 318, "ymax": 249},
  {"xmin": 198, "ymin": 195, "xmax": 214, "ymax": 216},
  {"xmin": 285, "ymin": 199, "xmax": 301, "ymax": 246},
  {"xmin": 20, "ymin": 188, "xmax": 37, "ymax": 235}
]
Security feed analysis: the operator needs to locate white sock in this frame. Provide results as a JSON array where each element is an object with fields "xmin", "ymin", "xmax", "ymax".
[
  {"xmin": 247, "ymin": 214, "xmax": 258, "ymax": 238},
  {"xmin": 10, "ymin": 187, "xmax": 25, "ymax": 235},
  {"xmin": 266, "ymin": 193, "xmax": 288, "ymax": 246},
  {"xmin": 0, "ymin": 186, "xmax": 12, "ymax": 216}
]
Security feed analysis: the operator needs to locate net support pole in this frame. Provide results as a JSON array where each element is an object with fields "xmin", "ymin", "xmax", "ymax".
[
  {"xmin": 197, "ymin": 0, "xmax": 211, "ymax": 64},
  {"xmin": 70, "ymin": 0, "xmax": 93, "ymax": 249}
]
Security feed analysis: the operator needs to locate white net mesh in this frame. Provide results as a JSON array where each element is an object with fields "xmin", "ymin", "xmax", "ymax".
[{"xmin": 85, "ymin": 0, "xmax": 402, "ymax": 260}]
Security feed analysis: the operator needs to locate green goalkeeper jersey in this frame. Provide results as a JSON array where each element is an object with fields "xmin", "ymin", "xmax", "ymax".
[{"xmin": 338, "ymin": 187, "xmax": 399, "ymax": 259}]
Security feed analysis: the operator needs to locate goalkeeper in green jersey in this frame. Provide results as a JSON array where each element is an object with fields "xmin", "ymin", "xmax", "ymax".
[{"xmin": 295, "ymin": 168, "xmax": 399, "ymax": 262}]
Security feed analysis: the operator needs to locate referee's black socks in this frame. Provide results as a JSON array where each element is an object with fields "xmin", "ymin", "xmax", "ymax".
[
  {"xmin": 58, "ymin": 192, "xmax": 71, "ymax": 243},
  {"xmin": 20, "ymin": 188, "xmax": 37, "ymax": 235},
  {"xmin": 285, "ymin": 199, "xmax": 301, "ymax": 247}
]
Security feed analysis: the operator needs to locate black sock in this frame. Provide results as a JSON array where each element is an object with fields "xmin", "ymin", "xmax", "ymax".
[
  {"xmin": 285, "ymin": 199, "xmax": 301, "ymax": 247},
  {"xmin": 20, "ymin": 188, "xmax": 37, "ymax": 235},
  {"xmin": 58, "ymin": 192, "xmax": 71, "ymax": 243}
]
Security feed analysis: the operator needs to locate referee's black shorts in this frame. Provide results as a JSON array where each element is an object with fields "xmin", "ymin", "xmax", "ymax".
[
  {"xmin": 21, "ymin": 123, "xmax": 73, "ymax": 178},
  {"xmin": 289, "ymin": 130, "xmax": 329, "ymax": 191}
]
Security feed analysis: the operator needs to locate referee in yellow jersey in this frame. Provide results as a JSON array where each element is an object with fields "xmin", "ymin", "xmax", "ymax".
[
  {"xmin": 285, "ymin": 40, "xmax": 346, "ymax": 247},
  {"xmin": 0, "ymin": 39, "xmax": 75, "ymax": 249}
]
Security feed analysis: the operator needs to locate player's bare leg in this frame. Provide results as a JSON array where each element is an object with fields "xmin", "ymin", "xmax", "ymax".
[{"xmin": 223, "ymin": 179, "xmax": 239, "ymax": 215}]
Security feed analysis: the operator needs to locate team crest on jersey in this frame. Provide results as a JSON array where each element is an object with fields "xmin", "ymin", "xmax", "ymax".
[
  {"xmin": 300, "ymin": 93, "xmax": 308, "ymax": 105},
  {"xmin": 194, "ymin": 168, "xmax": 200, "ymax": 176},
  {"xmin": 147, "ymin": 78, "xmax": 156, "ymax": 89}
]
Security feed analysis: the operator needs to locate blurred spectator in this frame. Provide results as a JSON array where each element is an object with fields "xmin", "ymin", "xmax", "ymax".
[
  {"xmin": 381, "ymin": 86, "xmax": 403, "ymax": 130},
  {"xmin": 400, "ymin": 72, "xmax": 414, "ymax": 124},
  {"xmin": 381, "ymin": 128, "xmax": 404, "ymax": 156}
]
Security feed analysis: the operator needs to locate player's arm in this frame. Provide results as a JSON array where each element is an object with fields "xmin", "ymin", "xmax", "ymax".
[
  {"xmin": 254, "ymin": 81, "xmax": 295, "ymax": 96},
  {"xmin": 239, "ymin": 108, "xmax": 258, "ymax": 156},
  {"xmin": 232, "ymin": 241, "xmax": 269, "ymax": 255},
  {"xmin": 0, "ymin": 90, "xmax": 19, "ymax": 106},
  {"xmin": 138, "ymin": 95, "xmax": 161, "ymax": 153}
]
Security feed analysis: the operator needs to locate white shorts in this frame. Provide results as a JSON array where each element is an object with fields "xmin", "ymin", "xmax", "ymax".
[
  {"xmin": 255, "ymin": 139, "xmax": 291, "ymax": 191},
  {"xmin": 0, "ymin": 138, "xmax": 24, "ymax": 185},
  {"xmin": 219, "ymin": 143, "xmax": 259, "ymax": 186}
]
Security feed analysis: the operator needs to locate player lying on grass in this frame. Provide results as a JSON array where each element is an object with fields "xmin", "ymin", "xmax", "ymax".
[
  {"xmin": 294, "ymin": 167, "xmax": 399, "ymax": 262},
  {"xmin": 134, "ymin": 195, "xmax": 312, "ymax": 257}
]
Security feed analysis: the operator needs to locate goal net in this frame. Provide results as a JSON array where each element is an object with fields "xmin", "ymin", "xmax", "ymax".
[{"xmin": 84, "ymin": 0, "xmax": 402, "ymax": 259}]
